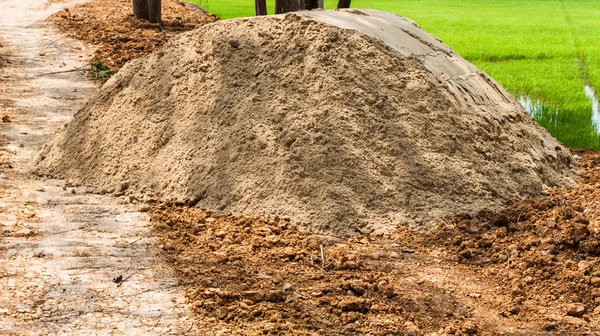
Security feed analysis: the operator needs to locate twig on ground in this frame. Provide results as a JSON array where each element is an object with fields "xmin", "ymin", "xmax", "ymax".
[
  {"xmin": 149, "ymin": 314, "xmax": 162, "ymax": 331},
  {"xmin": 320, "ymin": 244, "xmax": 325, "ymax": 268},
  {"xmin": 129, "ymin": 237, "xmax": 143, "ymax": 245},
  {"xmin": 116, "ymin": 271, "xmax": 137, "ymax": 287},
  {"xmin": 46, "ymin": 37, "xmax": 65, "ymax": 48},
  {"xmin": 37, "ymin": 65, "xmax": 88, "ymax": 77},
  {"xmin": 49, "ymin": 223, "xmax": 94, "ymax": 235}
]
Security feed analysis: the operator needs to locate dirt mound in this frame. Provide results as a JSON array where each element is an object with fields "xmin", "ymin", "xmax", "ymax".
[
  {"xmin": 151, "ymin": 207, "xmax": 483, "ymax": 335},
  {"xmin": 421, "ymin": 150, "xmax": 600, "ymax": 318},
  {"xmin": 34, "ymin": 10, "xmax": 574, "ymax": 235},
  {"xmin": 48, "ymin": 0, "xmax": 217, "ymax": 69},
  {"xmin": 147, "ymin": 152, "xmax": 600, "ymax": 335}
]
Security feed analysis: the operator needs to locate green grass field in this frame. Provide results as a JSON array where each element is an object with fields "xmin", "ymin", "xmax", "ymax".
[{"xmin": 189, "ymin": 0, "xmax": 600, "ymax": 149}]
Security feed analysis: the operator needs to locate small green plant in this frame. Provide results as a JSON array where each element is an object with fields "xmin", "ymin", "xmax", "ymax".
[{"xmin": 90, "ymin": 61, "xmax": 117, "ymax": 80}]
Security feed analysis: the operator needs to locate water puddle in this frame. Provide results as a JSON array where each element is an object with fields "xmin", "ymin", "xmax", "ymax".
[
  {"xmin": 518, "ymin": 95, "xmax": 559, "ymax": 126},
  {"xmin": 519, "ymin": 84, "xmax": 600, "ymax": 134},
  {"xmin": 585, "ymin": 84, "xmax": 600, "ymax": 133}
]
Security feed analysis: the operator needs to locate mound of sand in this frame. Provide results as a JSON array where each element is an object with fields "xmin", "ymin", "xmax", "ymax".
[{"xmin": 34, "ymin": 10, "xmax": 574, "ymax": 235}]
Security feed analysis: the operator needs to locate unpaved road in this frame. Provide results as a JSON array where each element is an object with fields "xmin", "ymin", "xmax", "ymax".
[{"xmin": 0, "ymin": 0, "xmax": 195, "ymax": 334}]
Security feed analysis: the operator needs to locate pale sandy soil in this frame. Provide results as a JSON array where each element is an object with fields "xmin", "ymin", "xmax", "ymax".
[{"xmin": 0, "ymin": 0, "xmax": 197, "ymax": 334}]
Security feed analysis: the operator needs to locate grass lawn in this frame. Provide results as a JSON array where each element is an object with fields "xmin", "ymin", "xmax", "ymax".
[{"xmin": 189, "ymin": 0, "xmax": 600, "ymax": 149}]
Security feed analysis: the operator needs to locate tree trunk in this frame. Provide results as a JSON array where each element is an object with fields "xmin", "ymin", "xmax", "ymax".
[
  {"xmin": 256, "ymin": 0, "xmax": 267, "ymax": 15},
  {"xmin": 301, "ymin": 0, "xmax": 319, "ymax": 10},
  {"xmin": 337, "ymin": 0, "xmax": 351, "ymax": 8},
  {"xmin": 318, "ymin": 0, "xmax": 324, "ymax": 9},
  {"xmin": 275, "ymin": 0, "xmax": 301, "ymax": 14},
  {"xmin": 148, "ymin": 0, "xmax": 162, "ymax": 23},
  {"xmin": 133, "ymin": 0, "xmax": 149, "ymax": 20}
]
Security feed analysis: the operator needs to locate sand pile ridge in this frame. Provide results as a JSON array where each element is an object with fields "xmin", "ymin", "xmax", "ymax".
[{"xmin": 34, "ymin": 10, "xmax": 574, "ymax": 235}]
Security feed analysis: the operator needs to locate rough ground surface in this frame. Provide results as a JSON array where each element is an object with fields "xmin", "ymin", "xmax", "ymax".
[
  {"xmin": 150, "ymin": 151, "xmax": 600, "ymax": 335},
  {"xmin": 35, "ymin": 11, "xmax": 574, "ymax": 235},
  {"xmin": 5, "ymin": 2, "xmax": 600, "ymax": 334},
  {"xmin": 48, "ymin": 0, "xmax": 217, "ymax": 69},
  {"xmin": 0, "ymin": 0, "xmax": 196, "ymax": 334}
]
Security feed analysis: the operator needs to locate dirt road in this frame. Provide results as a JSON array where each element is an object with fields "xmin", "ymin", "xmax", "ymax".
[{"xmin": 0, "ymin": 0, "xmax": 194, "ymax": 334}]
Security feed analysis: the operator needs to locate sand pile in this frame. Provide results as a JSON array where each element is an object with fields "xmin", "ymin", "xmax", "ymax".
[{"xmin": 34, "ymin": 10, "xmax": 574, "ymax": 235}]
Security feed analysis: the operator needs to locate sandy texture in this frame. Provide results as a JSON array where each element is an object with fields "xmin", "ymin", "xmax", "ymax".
[
  {"xmin": 0, "ymin": 0, "xmax": 196, "ymax": 333},
  {"xmin": 35, "ymin": 10, "xmax": 574, "ymax": 235},
  {"xmin": 148, "ymin": 151, "xmax": 600, "ymax": 335},
  {"xmin": 48, "ymin": 0, "xmax": 217, "ymax": 69}
]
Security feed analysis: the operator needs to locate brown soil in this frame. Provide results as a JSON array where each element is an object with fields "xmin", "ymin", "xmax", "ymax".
[
  {"xmin": 421, "ymin": 150, "xmax": 600, "ymax": 320},
  {"xmin": 48, "ymin": 0, "xmax": 217, "ymax": 69},
  {"xmin": 151, "ymin": 207, "xmax": 477, "ymax": 335},
  {"xmin": 13, "ymin": 2, "xmax": 600, "ymax": 333},
  {"xmin": 149, "ymin": 151, "xmax": 600, "ymax": 335},
  {"xmin": 34, "ymin": 12, "xmax": 574, "ymax": 236}
]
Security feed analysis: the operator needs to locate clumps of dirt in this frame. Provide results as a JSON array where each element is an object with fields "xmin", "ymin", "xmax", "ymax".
[
  {"xmin": 150, "ymin": 206, "xmax": 478, "ymax": 335},
  {"xmin": 48, "ymin": 0, "xmax": 217, "ymax": 69},
  {"xmin": 150, "ymin": 151, "xmax": 600, "ymax": 335},
  {"xmin": 393, "ymin": 150, "xmax": 600, "ymax": 328},
  {"xmin": 35, "ymin": 11, "xmax": 574, "ymax": 235}
]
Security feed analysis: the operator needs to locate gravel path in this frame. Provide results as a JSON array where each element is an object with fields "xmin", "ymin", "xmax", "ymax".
[{"xmin": 0, "ymin": 0, "xmax": 194, "ymax": 334}]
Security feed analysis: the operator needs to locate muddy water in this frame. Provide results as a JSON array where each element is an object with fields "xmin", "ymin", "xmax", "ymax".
[
  {"xmin": 518, "ymin": 84, "xmax": 600, "ymax": 148},
  {"xmin": 518, "ymin": 95, "xmax": 559, "ymax": 127},
  {"xmin": 585, "ymin": 84, "xmax": 600, "ymax": 133}
]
